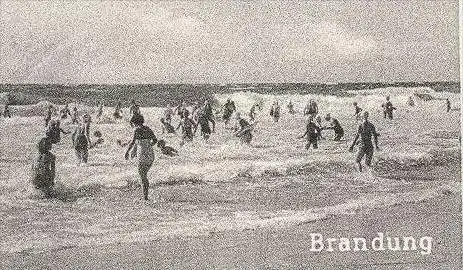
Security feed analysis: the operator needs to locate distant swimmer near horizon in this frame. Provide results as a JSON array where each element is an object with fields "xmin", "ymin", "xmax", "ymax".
[
  {"xmin": 3, "ymin": 104, "xmax": 11, "ymax": 118},
  {"xmin": 31, "ymin": 137, "xmax": 55, "ymax": 197},
  {"xmin": 96, "ymin": 102, "xmax": 104, "ymax": 119},
  {"xmin": 349, "ymin": 111, "xmax": 380, "ymax": 172},
  {"xmin": 298, "ymin": 115, "xmax": 321, "ymax": 149},
  {"xmin": 234, "ymin": 112, "xmax": 253, "ymax": 144},
  {"xmin": 125, "ymin": 114, "xmax": 157, "ymax": 201}
]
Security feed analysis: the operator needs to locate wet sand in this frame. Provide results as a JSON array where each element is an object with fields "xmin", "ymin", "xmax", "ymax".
[{"xmin": 2, "ymin": 192, "xmax": 460, "ymax": 269}]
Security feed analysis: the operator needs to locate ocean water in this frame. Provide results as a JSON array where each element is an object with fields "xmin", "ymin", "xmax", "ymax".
[{"xmin": 0, "ymin": 86, "xmax": 460, "ymax": 254}]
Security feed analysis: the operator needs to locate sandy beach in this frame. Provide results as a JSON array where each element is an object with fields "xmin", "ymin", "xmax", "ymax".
[{"xmin": 2, "ymin": 192, "xmax": 460, "ymax": 270}]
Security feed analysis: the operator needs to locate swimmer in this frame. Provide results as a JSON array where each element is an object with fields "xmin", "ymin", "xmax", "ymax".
[
  {"xmin": 31, "ymin": 137, "xmax": 55, "ymax": 197},
  {"xmin": 304, "ymin": 99, "xmax": 318, "ymax": 117},
  {"xmin": 89, "ymin": 130, "xmax": 104, "ymax": 148},
  {"xmin": 3, "ymin": 104, "xmax": 11, "ymax": 118},
  {"xmin": 315, "ymin": 115, "xmax": 324, "ymax": 140},
  {"xmin": 270, "ymin": 101, "xmax": 281, "ymax": 122},
  {"xmin": 60, "ymin": 104, "xmax": 71, "ymax": 119},
  {"xmin": 249, "ymin": 103, "xmax": 259, "ymax": 122},
  {"xmin": 353, "ymin": 102, "xmax": 363, "ymax": 120},
  {"xmin": 164, "ymin": 104, "xmax": 174, "ymax": 124},
  {"xmin": 203, "ymin": 99, "xmax": 216, "ymax": 132},
  {"xmin": 176, "ymin": 101, "xmax": 188, "ymax": 119},
  {"xmin": 160, "ymin": 118, "xmax": 176, "ymax": 134},
  {"xmin": 96, "ymin": 102, "xmax": 104, "ymax": 119},
  {"xmin": 176, "ymin": 110, "xmax": 196, "ymax": 146},
  {"xmin": 125, "ymin": 114, "xmax": 157, "ymax": 201},
  {"xmin": 234, "ymin": 112, "xmax": 253, "ymax": 144},
  {"xmin": 324, "ymin": 114, "xmax": 344, "ymax": 141},
  {"xmin": 446, "ymin": 98, "xmax": 451, "ymax": 112},
  {"xmin": 349, "ymin": 111, "xmax": 380, "ymax": 172},
  {"xmin": 44, "ymin": 105, "xmax": 54, "ymax": 127},
  {"xmin": 129, "ymin": 99, "xmax": 141, "ymax": 116},
  {"xmin": 298, "ymin": 115, "xmax": 321, "ymax": 149},
  {"xmin": 113, "ymin": 101, "xmax": 123, "ymax": 119},
  {"xmin": 287, "ymin": 100, "xmax": 295, "ymax": 114},
  {"xmin": 222, "ymin": 98, "xmax": 236, "ymax": 126},
  {"xmin": 383, "ymin": 96, "xmax": 396, "ymax": 119},
  {"xmin": 195, "ymin": 108, "xmax": 212, "ymax": 140},
  {"xmin": 72, "ymin": 114, "xmax": 91, "ymax": 165},
  {"xmin": 71, "ymin": 106, "xmax": 79, "ymax": 124},
  {"xmin": 46, "ymin": 119, "xmax": 70, "ymax": 144},
  {"xmin": 157, "ymin": 140, "xmax": 178, "ymax": 157}
]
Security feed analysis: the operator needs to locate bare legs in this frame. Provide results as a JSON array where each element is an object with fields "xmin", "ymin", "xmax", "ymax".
[{"xmin": 138, "ymin": 162, "xmax": 152, "ymax": 200}]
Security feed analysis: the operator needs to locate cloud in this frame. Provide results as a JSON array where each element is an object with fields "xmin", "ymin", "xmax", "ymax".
[{"xmin": 315, "ymin": 21, "xmax": 377, "ymax": 56}]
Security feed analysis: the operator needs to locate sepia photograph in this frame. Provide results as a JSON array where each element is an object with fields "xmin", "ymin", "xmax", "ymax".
[{"xmin": 0, "ymin": 1, "xmax": 461, "ymax": 269}]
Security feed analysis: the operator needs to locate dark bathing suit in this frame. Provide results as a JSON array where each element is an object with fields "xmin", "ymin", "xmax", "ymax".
[{"xmin": 355, "ymin": 121, "xmax": 378, "ymax": 166}]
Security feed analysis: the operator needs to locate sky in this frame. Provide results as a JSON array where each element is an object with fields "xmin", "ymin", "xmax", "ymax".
[{"xmin": 0, "ymin": 1, "xmax": 460, "ymax": 84}]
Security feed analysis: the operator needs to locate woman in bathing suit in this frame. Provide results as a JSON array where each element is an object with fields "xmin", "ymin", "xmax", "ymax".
[{"xmin": 125, "ymin": 114, "xmax": 157, "ymax": 201}]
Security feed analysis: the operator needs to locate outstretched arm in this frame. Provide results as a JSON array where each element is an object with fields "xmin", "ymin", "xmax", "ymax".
[
  {"xmin": 349, "ymin": 127, "xmax": 360, "ymax": 151},
  {"xmin": 373, "ymin": 127, "xmax": 379, "ymax": 149}
]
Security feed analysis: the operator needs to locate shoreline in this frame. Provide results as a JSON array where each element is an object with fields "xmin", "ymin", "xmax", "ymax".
[{"xmin": 2, "ymin": 192, "xmax": 461, "ymax": 269}]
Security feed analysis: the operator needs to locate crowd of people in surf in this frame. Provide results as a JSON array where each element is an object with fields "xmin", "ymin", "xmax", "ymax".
[{"xmin": 19, "ymin": 94, "xmax": 453, "ymax": 200}]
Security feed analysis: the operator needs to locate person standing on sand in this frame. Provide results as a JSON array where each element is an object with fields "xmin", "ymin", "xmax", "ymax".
[
  {"xmin": 349, "ymin": 111, "xmax": 380, "ymax": 172},
  {"xmin": 125, "ymin": 114, "xmax": 157, "ymax": 201},
  {"xmin": 298, "ymin": 115, "xmax": 321, "ymax": 149},
  {"xmin": 31, "ymin": 137, "xmax": 56, "ymax": 197},
  {"xmin": 72, "ymin": 114, "xmax": 91, "ymax": 165}
]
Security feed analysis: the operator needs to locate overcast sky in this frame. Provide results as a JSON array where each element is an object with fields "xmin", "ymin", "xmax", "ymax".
[{"xmin": 0, "ymin": 1, "xmax": 459, "ymax": 84}]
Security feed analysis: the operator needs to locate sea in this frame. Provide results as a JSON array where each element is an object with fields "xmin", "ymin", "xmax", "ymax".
[{"xmin": 0, "ymin": 83, "xmax": 460, "ymax": 254}]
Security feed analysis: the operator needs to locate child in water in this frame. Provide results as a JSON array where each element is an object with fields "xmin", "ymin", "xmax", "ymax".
[
  {"xmin": 90, "ymin": 130, "xmax": 104, "ymax": 148},
  {"xmin": 176, "ymin": 110, "xmax": 196, "ymax": 146},
  {"xmin": 298, "ymin": 115, "xmax": 321, "ymax": 149},
  {"xmin": 157, "ymin": 140, "xmax": 178, "ymax": 156},
  {"xmin": 31, "ymin": 137, "xmax": 56, "ymax": 197}
]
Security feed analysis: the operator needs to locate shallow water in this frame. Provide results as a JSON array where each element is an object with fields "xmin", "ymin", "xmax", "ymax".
[{"xmin": 0, "ymin": 86, "xmax": 460, "ymax": 253}]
